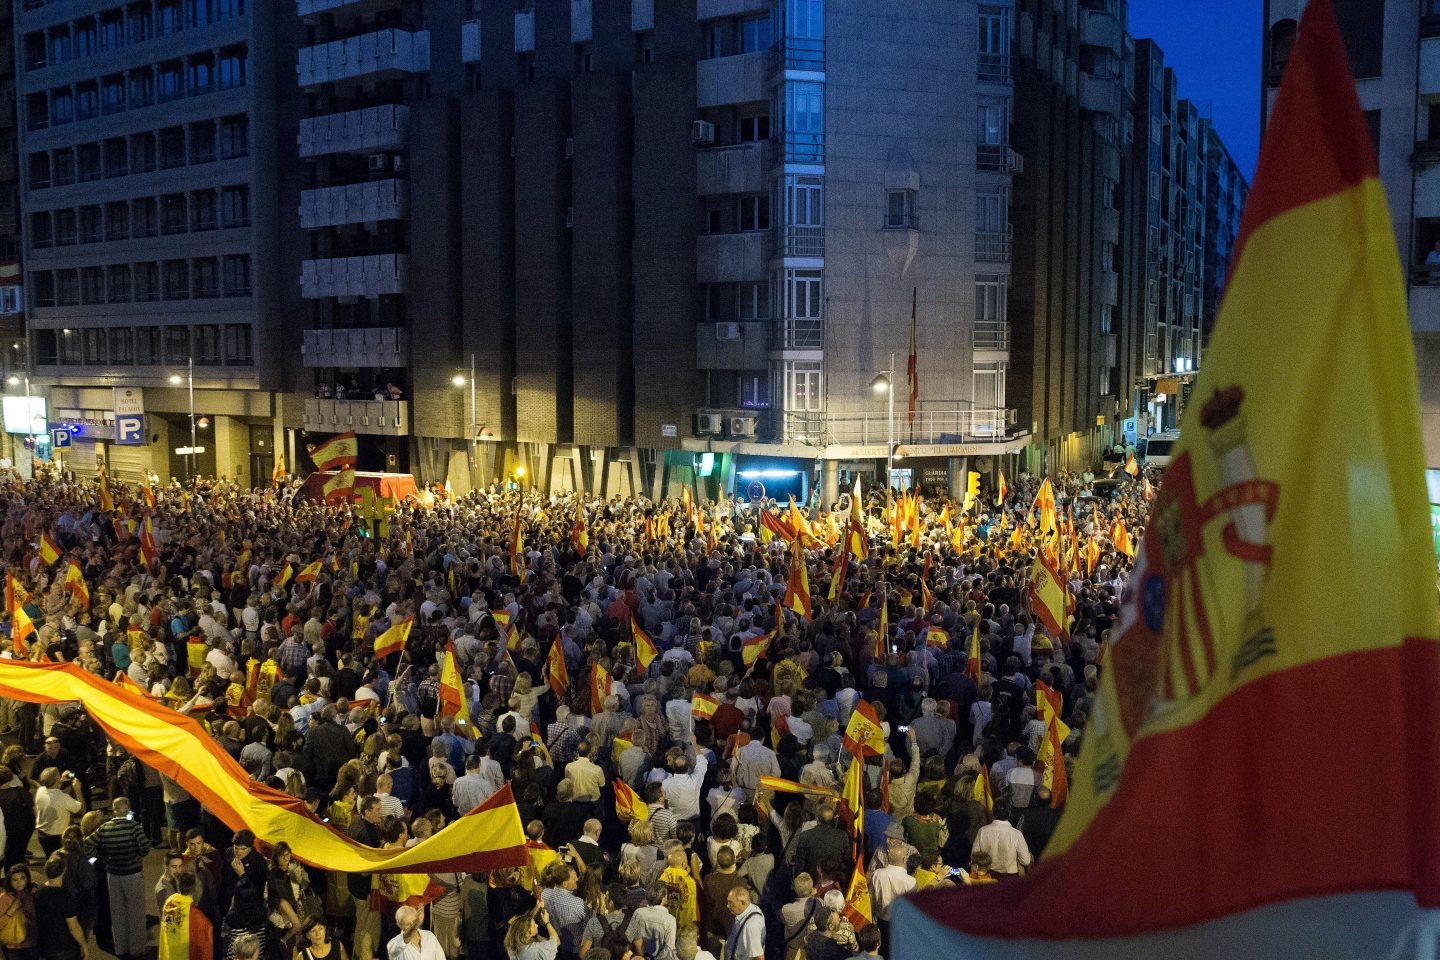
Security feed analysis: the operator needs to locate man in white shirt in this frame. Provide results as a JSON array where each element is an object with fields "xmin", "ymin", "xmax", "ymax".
[
  {"xmin": 972, "ymin": 802, "xmax": 1033, "ymax": 877},
  {"xmin": 661, "ymin": 750, "xmax": 708, "ymax": 823},
  {"xmin": 34, "ymin": 766, "xmax": 83, "ymax": 856},
  {"xmin": 723, "ymin": 888, "xmax": 765, "ymax": 960},
  {"xmin": 867, "ymin": 860, "xmax": 916, "ymax": 921},
  {"xmin": 564, "ymin": 741, "xmax": 606, "ymax": 803},
  {"xmin": 387, "ymin": 905, "xmax": 445, "ymax": 960}
]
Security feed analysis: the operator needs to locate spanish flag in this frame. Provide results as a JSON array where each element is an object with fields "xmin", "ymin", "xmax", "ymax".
[
  {"xmin": 139, "ymin": 517, "xmax": 158, "ymax": 567},
  {"xmin": 38, "ymin": 532, "xmax": 61, "ymax": 566},
  {"xmin": 545, "ymin": 638, "xmax": 568, "ymax": 698},
  {"xmin": 142, "ymin": 478, "xmax": 156, "ymax": 509},
  {"xmin": 613, "ymin": 779, "xmax": 647, "ymax": 822},
  {"xmin": 971, "ymin": 764, "xmax": 992, "ymax": 814},
  {"xmin": 826, "ymin": 549, "xmax": 848, "ymax": 603},
  {"xmin": 630, "ymin": 615, "xmax": 658, "ymax": 671},
  {"xmin": 63, "ymin": 563, "xmax": 88, "ymax": 608},
  {"xmin": 1123, "ymin": 452, "xmax": 1139, "ymax": 477},
  {"xmin": 996, "ymin": 470, "xmax": 1008, "ymax": 507},
  {"xmin": 782, "ymin": 542, "xmax": 812, "ymax": 620},
  {"xmin": 570, "ymin": 514, "xmax": 589, "ymax": 553},
  {"xmin": 97, "ymin": 466, "xmax": 114, "ymax": 513},
  {"xmin": 1032, "ymin": 477, "xmax": 1057, "ymax": 536},
  {"xmin": 590, "ymin": 662, "xmax": 610, "ymax": 715},
  {"xmin": 966, "ymin": 617, "xmax": 982, "ymax": 681},
  {"xmin": 295, "ymin": 560, "xmax": 323, "ymax": 584},
  {"xmin": 741, "ymin": 619, "xmax": 774, "ymax": 670},
  {"xmin": 1027, "ymin": 555, "xmax": 1070, "ymax": 643},
  {"xmin": 308, "ymin": 431, "xmax": 358, "ymax": 471},
  {"xmin": 372, "ymin": 615, "xmax": 413, "ymax": 660},
  {"xmin": 690, "ymin": 692, "xmax": 719, "ymax": 722},
  {"xmin": 274, "ymin": 563, "xmax": 293, "ymax": 589},
  {"xmin": 9, "ymin": 580, "xmax": 33, "ymax": 657},
  {"xmin": 895, "ymin": 3, "xmax": 1440, "ymax": 953},
  {"xmin": 438, "ymin": 642, "xmax": 472, "ymax": 737},
  {"xmin": 1109, "ymin": 517, "xmax": 1135, "ymax": 559},
  {"xmin": 509, "ymin": 510, "xmax": 524, "ymax": 578},
  {"xmin": 1035, "ymin": 681, "xmax": 1069, "ymax": 809},
  {"xmin": 322, "ymin": 468, "xmax": 355, "ymax": 502},
  {"xmin": 841, "ymin": 699, "xmax": 885, "ymax": 759},
  {"xmin": 875, "ymin": 596, "xmax": 888, "ymax": 660},
  {"xmin": 963, "ymin": 471, "xmax": 981, "ymax": 512},
  {"xmin": 924, "ymin": 625, "xmax": 948, "ymax": 648},
  {"xmin": 759, "ymin": 508, "xmax": 798, "ymax": 545}
]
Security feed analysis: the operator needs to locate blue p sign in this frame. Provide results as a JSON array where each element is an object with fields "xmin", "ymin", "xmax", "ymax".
[
  {"xmin": 115, "ymin": 414, "xmax": 145, "ymax": 446},
  {"xmin": 49, "ymin": 429, "xmax": 70, "ymax": 448}
]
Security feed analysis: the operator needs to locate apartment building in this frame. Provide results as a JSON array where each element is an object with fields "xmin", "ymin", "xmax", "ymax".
[
  {"xmin": 14, "ymin": 0, "xmax": 300, "ymax": 484},
  {"xmin": 1263, "ymin": 0, "xmax": 1440, "ymax": 467},
  {"xmin": 0, "ymin": 0, "xmax": 28, "ymax": 468},
  {"xmin": 1197, "ymin": 116, "xmax": 1246, "ymax": 345}
]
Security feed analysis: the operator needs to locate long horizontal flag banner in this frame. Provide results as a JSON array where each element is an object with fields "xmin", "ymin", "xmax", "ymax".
[
  {"xmin": 0, "ymin": 660, "xmax": 526, "ymax": 874},
  {"xmin": 758, "ymin": 775, "xmax": 839, "ymax": 799}
]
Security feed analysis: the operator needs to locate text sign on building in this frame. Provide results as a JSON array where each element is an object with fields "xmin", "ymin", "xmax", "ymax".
[
  {"xmin": 114, "ymin": 388, "xmax": 144, "ymax": 416},
  {"xmin": 114, "ymin": 414, "xmax": 145, "ymax": 446},
  {"xmin": 920, "ymin": 466, "xmax": 950, "ymax": 487}
]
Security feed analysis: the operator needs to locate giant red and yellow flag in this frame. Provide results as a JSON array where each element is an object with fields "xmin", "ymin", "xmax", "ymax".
[
  {"xmin": 322, "ymin": 469, "xmax": 356, "ymax": 503},
  {"xmin": 0, "ymin": 660, "xmax": 525, "ymax": 873},
  {"xmin": 896, "ymin": 3, "xmax": 1440, "ymax": 954},
  {"xmin": 309, "ymin": 431, "xmax": 358, "ymax": 471}
]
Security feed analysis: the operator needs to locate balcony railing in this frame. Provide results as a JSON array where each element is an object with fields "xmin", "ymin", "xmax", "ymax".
[
  {"xmin": 978, "ymin": 52, "xmax": 1010, "ymax": 83},
  {"xmin": 976, "ymin": 231, "xmax": 1012, "ymax": 262},
  {"xmin": 302, "ymin": 398, "xmax": 409, "ymax": 436},
  {"xmin": 298, "ymin": 104, "xmax": 409, "ymax": 158},
  {"xmin": 825, "ymin": 406, "xmax": 1013, "ymax": 444},
  {"xmin": 776, "ymin": 37, "xmax": 823, "ymax": 72},
  {"xmin": 784, "ymin": 131, "xmax": 823, "ymax": 163},
  {"xmin": 775, "ymin": 317, "xmax": 823, "ymax": 350},
  {"xmin": 774, "ymin": 224, "xmax": 824, "ymax": 258},
  {"xmin": 298, "ymin": 29, "xmax": 431, "ymax": 87},
  {"xmin": 300, "ymin": 253, "xmax": 408, "ymax": 299},
  {"xmin": 299, "ymin": 179, "xmax": 409, "ymax": 228},
  {"xmin": 976, "ymin": 144, "xmax": 1024, "ymax": 173},
  {"xmin": 973, "ymin": 319, "xmax": 1010, "ymax": 351},
  {"xmin": 302, "ymin": 326, "xmax": 409, "ymax": 367}
]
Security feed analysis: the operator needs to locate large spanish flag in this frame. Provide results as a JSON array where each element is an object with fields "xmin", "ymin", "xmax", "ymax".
[
  {"xmin": 895, "ymin": 2, "xmax": 1440, "ymax": 955},
  {"xmin": 309, "ymin": 431, "xmax": 358, "ymax": 471},
  {"xmin": 0, "ymin": 660, "xmax": 525, "ymax": 873}
]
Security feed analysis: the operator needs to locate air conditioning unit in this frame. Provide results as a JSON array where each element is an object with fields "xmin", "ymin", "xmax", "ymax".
[
  {"xmin": 697, "ymin": 413, "xmax": 724, "ymax": 434},
  {"xmin": 715, "ymin": 322, "xmax": 741, "ymax": 341},
  {"xmin": 564, "ymin": 137, "xmax": 574, "ymax": 159},
  {"xmin": 367, "ymin": 153, "xmax": 389, "ymax": 172},
  {"xmin": 728, "ymin": 415, "xmax": 757, "ymax": 438},
  {"xmin": 691, "ymin": 120, "xmax": 716, "ymax": 145}
]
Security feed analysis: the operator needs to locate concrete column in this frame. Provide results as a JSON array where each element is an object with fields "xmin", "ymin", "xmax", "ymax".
[
  {"xmin": 149, "ymin": 418, "xmax": 174, "ymax": 482},
  {"xmin": 821, "ymin": 459, "xmax": 839, "ymax": 507},
  {"xmin": 948, "ymin": 456, "xmax": 967, "ymax": 502},
  {"xmin": 211, "ymin": 414, "xmax": 249, "ymax": 486}
]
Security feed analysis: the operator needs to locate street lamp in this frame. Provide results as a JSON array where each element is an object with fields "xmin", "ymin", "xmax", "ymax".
[
  {"xmin": 169, "ymin": 355, "xmax": 196, "ymax": 482},
  {"xmin": 453, "ymin": 352, "xmax": 477, "ymax": 488},
  {"xmin": 870, "ymin": 351, "xmax": 897, "ymax": 511}
]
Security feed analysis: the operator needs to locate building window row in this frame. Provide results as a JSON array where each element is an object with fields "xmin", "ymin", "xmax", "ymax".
[
  {"xmin": 29, "ymin": 185, "xmax": 249, "ymax": 248},
  {"xmin": 29, "ymin": 254, "xmax": 251, "ymax": 307},
  {"xmin": 25, "ymin": 46, "xmax": 248, "ymax": 130},
  {"xmin": 27, "ymin": 115, "xmax": 248, "ymax": 190},
  {"xmin": 35, "ymin": 322, "xmax": 252, "ymax": 367},
  {"xmin": 23, "ymin": 0, "xmax": 247, "ymax": 71}
]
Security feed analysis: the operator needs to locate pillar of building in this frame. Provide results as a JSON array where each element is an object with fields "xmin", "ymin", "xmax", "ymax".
[
  {"xmin": 211, "ymin": 415, "xmax": 251, "ymax": 487},
  {"xmin": 948, "ymin": 456, "xmax": 967, "ymax": 502},
  {"xmin": 821, "ymin": 459, "xmax": 839, "ymax": 507}
]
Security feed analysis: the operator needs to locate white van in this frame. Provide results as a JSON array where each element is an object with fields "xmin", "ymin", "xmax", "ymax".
[{"xmin": 1140, "ymin": 431, "xmax": 1181, "ymax": 468}]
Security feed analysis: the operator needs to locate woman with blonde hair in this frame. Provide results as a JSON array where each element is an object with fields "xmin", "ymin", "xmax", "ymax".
[{"xmin": 503, "ymin": 906, "xmax": 557, "ymax": 960}]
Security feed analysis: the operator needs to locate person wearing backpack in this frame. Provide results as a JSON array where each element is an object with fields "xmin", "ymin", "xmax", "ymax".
[{"xmin": 578, "ymin": 883, "xmax": 633, "ymax": 958}]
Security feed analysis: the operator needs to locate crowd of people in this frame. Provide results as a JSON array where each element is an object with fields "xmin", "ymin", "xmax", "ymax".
[{"xmin": 0, "ymin": 460, "xmax": 1150, "ymax": 960}]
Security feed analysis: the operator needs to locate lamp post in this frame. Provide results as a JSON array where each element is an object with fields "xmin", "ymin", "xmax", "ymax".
[
  {"xmin": 169, "ymin": 356, "xmax": 195, "ymax": 482},
  {"xmin": 452, "ymin": 352, "xmax": 477, "ymax": 490},
  {"xmin": 870, "ymin": 351, "xmax": 897, "ymax": 513}
]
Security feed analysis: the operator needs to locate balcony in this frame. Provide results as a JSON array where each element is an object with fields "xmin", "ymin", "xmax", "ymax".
[
  {"xmin": 298, "ymin": 0, "xmax": 401, "ymax": 16},
  {"xmin": 774, "ymin": 316, "xmax": 823, "ymax": 350},
  {"xmin": 1100, "ymin": 205, "xmax": 1119, "ymax": 243},
  {"xmin": 973, "ymin": 319, "xmax": 1010, "ymax": 352},
  {"xmin": 515, "ymin": 9, "xmax": 534, "ymax": 53},
  {"xmin": 1099, "ymin": 270, "xmax": 1118, "ymax": 306},
  {"xmin": 300, "ymin": 253, "xmax": 408, "ymax": 299},
  {"xmin": 571, "ymin": 0, "xmax": 592, "ymax": 41},
  {"xmin": 1081, "ymin": 7, "xmax": 1122, "ymax": 52},
  {"xmin": 774, "ymin": 224, "xmax": 824, "ymax": 258},
  {"xmin": 697, "ymin": 0, "xmax": 770, "ymax": 18},
  {"xmin": 303, "ymin": 398, "xmax": 409, "ymax": 436},
  {"xmin": 299, "ymin": 179, "xmax": 409, "ymax": 228},
  {"xmin": 696, "ymin": 321, "xmax": 769, "ymax": 369},
  {"xmin": 775, "ymin": 37, "xmax": 824, "ymax": 72},
  {"xmin": 697, "ymin": 50, "xmax": 770, "ymax": 108},
  {"xmin": 820, "ymin": 406, "xmax": 1013, "ymax": 444},
  {"xmin": 976, "ymin": 144, "xmax": 1023, "ymax": 173},
  {"xmin": 1099, "ymin": 331, "xmax": 1118, "ymax": 367},
  {"xmin": 696, "ymin": 142, "xmax": 768, "ymax": 195},
  {"xmin": 978, "ymin": 52, "xmax": 1010, "ymax": 84},
  {"xmin": 784, "ymin": 131, "xmax": 824, "ymax": 164},
  {"xmin": 697, "ymin": 232, "xmax": 767, "ymax": 283},
  {"xmin": 298, "ymin": 29, "xmax": 431, "ymax": 87},
  {"xmin": 302, "ymin": 327, "xmax": 409, "ymax": 367},
  {"xmin": 462, "ymin": 20, "xmax": 481, "ymax": 64},
  {"xmin": 976, "ymin": 230, "xmax": 1012, "ymax": 263},
  {"xmin": 1080, "ymin": 72, "xmax": 1122, "ymax": 115},
  {"xmin": 298, "ymin": 104, "xmax": 409, "ymax": 158}
]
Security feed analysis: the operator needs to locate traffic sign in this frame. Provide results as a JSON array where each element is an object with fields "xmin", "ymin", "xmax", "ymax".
[
  {"xmin": 115, "ymin": 414, "xmax": 145, "ymax": 446},
  {"xmin": 49, "ymin": 429, "xmax": 70, "ymax": 449}
]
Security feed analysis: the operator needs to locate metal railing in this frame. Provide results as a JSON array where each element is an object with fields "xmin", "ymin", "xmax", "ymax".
[
  {"xmin": 777, "ymin": 37, "xmax": 823, "ymax": 72},
  {"xmin": 978, "ymin": 52, "xmax": 1011, "ymax": 83},
  {"xmin": 976, "ymin": 231, "xmax": 1012, "ymax": 262},
  {"xmin": 774, "ymin": 317, "xmax": 823, "ymax": 350},
  {"xmin": 976, "ymin": 144, "xmax": 1024, "ymax": 173},
  {"xmin": 774, "ymin": 224, "xmax": 824, "ymax": 258},
  {"xmin": 784, "ymin": 131, "xmax": 823, "ymax": 163},
  {"xmin": 973, "ymin": 319, "xmax": 1010, "ymax": 351},
  {"xmin": 783, "ymin": 406, "xmax": 1013, "ymax": 446}
]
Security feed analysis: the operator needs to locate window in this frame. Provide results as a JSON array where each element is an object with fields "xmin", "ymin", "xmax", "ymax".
[
  {"xmin": 194, "ymin": 324, "xmax": 221, "ymax": 364},
  {"xmin": 107, "ymin": 265, "xmax": 132, "ymax": 303},
  {"xmin": 82, "ymin": 328, "xmax": 105, "ymax": 364},
  {"xmin": 134, "ymin": 263, "xmax": 160, "ymax": 302},
  {"xmin": 576, "ymin": 44, "xmax": 593, "ymax": 73},
  {"xmin": 135, "ymin": 327, "xmax": 160, "ymax": 365},
  {"xmin": 54, "ymin": 209, "xmax": 77, "ymax": 246},
  {"xmin": 0, "ymin": 288, "xmax": 20, "ymax": 315},
  {"xmin": 129, "ymin": 70, "xmax": 154, "ymax": 108},
  {"xmin": 1101, "ymin": 177, "xmax": 1116, "ymax": 210},
  {"xmin": 977, "ymin": 100, "xmax": 1007, "ymax": 145},
  {"xmin": 161, "ymin": 194, "xmax": 187, "ymax": 234},
  {"xmin": 129, "ymin": 4, "xmax": 154, "ymax": 43},
  {"xmin": 1101, "ymin": 241, "xmax": 1114, "ymax": 272},
  {"xmin": 784, "ymin": 269, "xmax": 823, "ymax": 319},
  {"xmin": 100, "ymin": 14, "xmax": 124, "ymax": 51},
  {"xmin": 787, "ymin": 0, "xmax": 823, "ymax": 40},
  {"xmin": 223, "ymin": 324, "xmax": 252, "ymax": 363},
  {"xmin": 60, "ymin": 329, "xmax": 82, "ymax": 364},
  {"xmin": 740, "ymin": 15, "xmax": 772, "ymax": 53},
  {"xmin": 24, "ymin": 33, "xmax": 45, "ymax": 71},
  {"xmin": 218, "ymin": 46, "xmax": 247, "ymax": 88},
  {"xmin": 109, "ymin": 327, "xmax": 133, "ymax": 363},
  {"xmin": 222, "ymin": 255, "xmax": 251, "ymax": 296},
  {"xmin": 975, "ymin": 274, "xmax": 1007, "ymax": 324},
  {"xmin": 184, "ymin": 0, "xmax": 211, "ymax": 29},
  {"xmin": 973, "ymin": 361, "xmax": 1007, "ymax": 410},
  {"xmin": 158, "ymin": 0, "xmax": 181, "ymax": 35},
  {"xmin": 102, "ymin": 76, "xmax": 125, "ymax": 114},
  {"xmin": 187, "ymin": 55, "xmax": 214, "ymax": 95},
  {"xmin": 163, "ymin": 260, "xmax": 189, "ymax": 299},
  {"xmin": 51, "ymin": 89, "xmax": 73, "ymax": 126},
  {"xmin": 53, "ymin": 150, "xmax": 75, "ymax": 187},
  {"xmin": 706, "ymin": 24, "xmax": 724, "ymax": 59},
  {"xmin": 48, "ymin": 30, "xmax": 71, "ymax": 66},
  {"xmin": 976, "ymin": 186, "xmax": 1008, "ymax": 235},
  {"xmin": 131, "ymin": 133, "xmax": 156, "ymax": 173},
  {"xmin": 28, "ymin": 153, "xmax": 50, "ymax": 190},
  {"xmin": 1332, "ymin": 0, "xmax": 1383, "ymax": 79},
  {"xmin": 191, "ymin": 191, "xmax": 217, "ymax": 231},
  {"xmin": 160, "ymin": 127, "xmax": 186, "ymax": 168},
  {"xmin": 884, "ymin": 189, "xmax": 916, "ymax": 229},
  {"xmin": 29, "ymin": 212, "xmax": 52, "ymax": 249},
  {"xmin": 738, "ymin": 113, "xmax": 770, "ymax": 143},
  {"xmin": 221, "ymin": 186, "xmax": 249, "ymax": 227},
  {"xmin": 215, "ymin": 0, "xmax": 245, "ymax": 19},
  {"xmin": 100, "ymin": 139, "xmax": 126, "ymax": 179},
  {"xmin": 737, "ymin": 194, "xmax": 770, "ymax": 232},
  {"xmin": 134, "ymin": 198, "xmax": 158, "ymax": 238},
  {"xmin": 56, "ymin": 270, "xmax": 79, "ymax": 306},
  {"xmin": 190, "ymin": 123, "xmax": 217, "ymax": 163},
  {"xmin": 192, "ymin": 258, "xmax": 219, "ymax": 298},
  {"xmin": 737, "ymin": 281, "xmax": 768, "ymax": 320},
  {"xmin": 784, "ymin": 175, "xmax": 823, "ymax": 227},
  {"xmin": 978, "ymin": 5, "xmax": 1009, "ymax": 55},
  {"xmin": 164, "ymin": 326, "xmax": 190, "ymax": 363},
  {"xmin": 784, "ymin": 361, "xmax": 822, "ymax": 412},
  {"xmin": 157, "ymin": 61, "xmax": 183, "ymax": 102},
  {"xmin": 219, "ymin": 116, "xmax": 248, "ymax": 158},
  {"xmin": 79, "ymin": 206, "xmax": 101, "ymax": 243},
  {"xmin": 740, "ymin": 373, "xmax": 770, "ymax": 408},
  {"xmin": 637, "ymin": 35, "xmax": 654, "ymax": 64},
  {"xmin": 31, "ymin": 272, "xmax": 55, "ymax": 308},
  {"xmin": 75, "ymin": 84, "xmax": 99, "ymax": 121},
  {"xmin": 77, "ymin": 144, "xmax": 100, "ymax": 182},
  {"xmin": 784, "ymin": 82, "xmax": 823, "ymax": 161},
  {"xmin": 81, "ymin": 268, "xmax": 105, "ymax": 305}
]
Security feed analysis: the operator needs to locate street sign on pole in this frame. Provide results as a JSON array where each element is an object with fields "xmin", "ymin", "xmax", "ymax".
[
  {"xmin": 49, "ymin": 429, "xmax": 70, "ymax": 449},
  {"xmin": 114, "ymin": 414, "xmax": 145, "ymax": 446}
]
